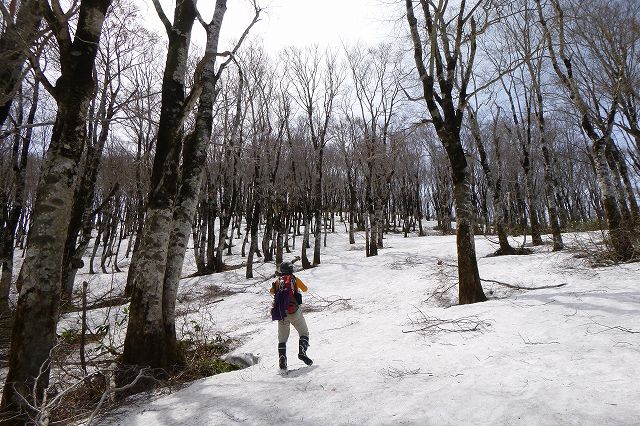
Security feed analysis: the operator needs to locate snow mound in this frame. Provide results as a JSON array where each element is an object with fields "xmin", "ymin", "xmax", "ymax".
[{"xmin": 222, "ymin": 353, "xmax": 259, "ymax": 369}]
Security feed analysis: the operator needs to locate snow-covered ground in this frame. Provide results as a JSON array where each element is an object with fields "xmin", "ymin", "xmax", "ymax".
[
  {"xmin": 82, "ymin": 225, "xmax": 640, "ymax": 426},
  {"xmin": 42, "ymin": 225, "xmax": 638, "ymax": 425}
]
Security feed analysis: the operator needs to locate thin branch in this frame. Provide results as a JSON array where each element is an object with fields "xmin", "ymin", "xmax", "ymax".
[
  {"xmin": 87, "ymin": 367, "xmax": 154, "ymax": 425},
  {"xmin": 24, "ymin": 33, "xmax": 57, "ymax": 98},
  {"xmin": 481, "ymin": 277, "xmax": 568, "ymax": 290},
  {"xmin": 403, "ymin": 308, "xmax": 492, "ymax": 334},
  {"xmin": 0, "ymin": 121, "xmax": 56, "ymax": 140},
  {"xmin": 150, "ymin": 0, "xmax": 172, "ymax": 34},
  {"xmin": 191, "ymin": 0, "xmax": 207, "ymax": 28},
  {"xmin": 215, "ymin": 1, "xmax": 262, "ymax": 79},
  {"xmin": 89, "ymin": 183, "xmax": 120, "ymax": 217}
]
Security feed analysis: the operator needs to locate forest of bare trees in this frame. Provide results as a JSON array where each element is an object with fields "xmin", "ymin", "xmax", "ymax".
[{"xmin": 0, "ymin": 0, "xmax": 638, "ymax": 422}]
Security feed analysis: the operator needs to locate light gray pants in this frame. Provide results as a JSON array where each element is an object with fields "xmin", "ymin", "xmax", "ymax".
[{"xmin": 278, "ymin": 308, "xmax": 309, "ymax": 344}]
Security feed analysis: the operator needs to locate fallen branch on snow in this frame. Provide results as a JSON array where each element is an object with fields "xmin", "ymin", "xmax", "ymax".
[
  {"xmin": 403, "ymin": 308, "xmax": 492, "ymax": 335},
  {"xmin": 481, "ymin": 277, "xmax": 568, "ymax": 291},
  {"xmin": 588, "ymin": 320, "xmax": 639, "ymax": 335},
  {"xmin": 379, "ymin": 366, "xmax": 431, "ymax": 379},
  {"xmin": 518, "ymin": 333, "xmax": 560, "ymax": 345},
  {"xmin": 304, "ymin": 294, "xmax": 352, "ymax": 312}
]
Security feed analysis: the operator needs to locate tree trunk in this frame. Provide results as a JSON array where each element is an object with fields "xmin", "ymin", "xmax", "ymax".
[
  {"xmin": 348, "ymin": 183, "xmax": 356, "ymax": 244},
  {"xmin": 121, "ymin": 0, "xmax": 197, "ymax": 373},
  {"xmin": 415, "ymin": 175, "xmax": 426, "ymax": 236},
  {"xmin": 375, "ymin": 195, "xmax": 384, "ymax": 248},
  {"xmin": 124, "ymin": 160, "xmax": 147, "ymax": 293},
  {"xmin": 0, "ymin": 81, "xmax": 37, "ymax": 311},
  {"xmin": 301, "ymin": 209, "xmax": 312, "ymax": 268},
  {"xmin": 194, "ymin": 207, "xmax": 207, "ymax": 274},
  {"xmin": 162, "ymin": 1, "xmax": 231, "ymax": 362},
  {"xmin": 1, "ymin": 1, "xmax": 111, "ymax": 420},
  {"xmin": 262, "ymin": 210, "xmax": 274, "ymax": 262},
  {"xmin": 592, "ymin": 138, "xmax": 635, "ymax": 260},
  {"xmin": 205, "ymin": 199, "xmax": 217, "ymax": 272},
  {"xmin": 443, "ymin": 129, "xmax": 487, "ymax": 304},
  {"xmin": 246, "ymin": 199, "xmax": 260, "ymax": 279},
  {"xmin": 528, "ymin": 204, "xmax": 543, "ymax": 245},
  {"xmin": 538, "ymin": 117, "xmax": 564, "ymax": 251},
  {"xmin": 604, "ymin": 143, "xmax": 633, "ymax": 227},
  {"xmin": 215, "ymin": 216, "xmax": 229, "ymax": 272},
  {"xmin": 62, "ymin": 72, "xmax": 115, "ymax": 300},
  {"xmin": 162, "ymin": 137, "xmax": 204, "ymax": 369},
  {"xmin": 451, "ymin": 168, "xmax": 487, "ymax": 304},
  {"xmin": 469, "ymin": 111, "xmax": 515, "ymax": 255},
  {"xmin": 312, "ymin": 152, "xmax": 323, "ymax": 265},
  {"xmin": 543, "ymin": 168, "xmax": 564, "ymax": 235},
  {"xmin": 606, "ymin": 142, "xmax": 638, "ymax": 229},
  {"xmin": 89, "ymin": 215, "xmax": 103, "ymax": 275}
]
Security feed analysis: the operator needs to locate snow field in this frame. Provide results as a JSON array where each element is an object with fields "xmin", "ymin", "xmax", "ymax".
[{"xmin": 72, "ymin": 227, "xmax": 639, "ymax": 425}]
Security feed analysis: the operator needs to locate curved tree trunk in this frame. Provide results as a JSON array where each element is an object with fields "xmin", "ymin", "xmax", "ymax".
[
  {"xmin": 535, "ymin": 0, "xmax": 632, "ymax": 259},
  {"xmin": 605, "ymin": 142, "xmax": 637, "ymax": 229}
]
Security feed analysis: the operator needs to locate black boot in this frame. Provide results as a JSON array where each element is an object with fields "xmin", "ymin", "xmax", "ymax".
[
  {"xmin": 278, "ymin": 343, "xmax": 287, "ymax": 370},
  {"xmin": 298, "ymin": 336, "xmax": 313, "ymax": 366}
]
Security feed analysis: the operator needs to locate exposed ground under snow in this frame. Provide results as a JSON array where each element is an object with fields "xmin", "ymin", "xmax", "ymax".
[{"xmin": 67, "ymin": 227, "xmax": 639, "ymax": 425}]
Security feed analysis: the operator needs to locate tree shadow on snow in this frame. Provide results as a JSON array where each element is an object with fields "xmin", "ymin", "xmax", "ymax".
[
  {"xmin": 284, "ymin": 364, "xmax": 318, "ymax": 378},
  {"xmin": 99, "ymin": 379, "xmax": 300, "ymax": 425},
  {"xmin": 512, "ymin": 290, "xmax": 640, "ymax": 317}
]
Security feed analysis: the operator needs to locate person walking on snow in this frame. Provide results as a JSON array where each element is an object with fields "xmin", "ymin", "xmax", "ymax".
[{"xmin": 270, "ymin": 261, "xmax": 313, "ymax": 370}]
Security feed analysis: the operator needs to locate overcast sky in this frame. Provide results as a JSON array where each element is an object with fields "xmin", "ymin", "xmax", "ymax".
[{"xmin": 141, "ymin": 0, "xmax": 403, "ymax": 55}]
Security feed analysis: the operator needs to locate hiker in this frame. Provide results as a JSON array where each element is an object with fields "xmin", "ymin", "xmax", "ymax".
[{"xmin": 270, "ymin": 261, "xmax": 313, "ymax": 370}]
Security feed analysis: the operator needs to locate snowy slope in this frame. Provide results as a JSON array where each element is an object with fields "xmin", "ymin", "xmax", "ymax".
[{"xmin": 98, "ymin": 229, "xmax": 640, "ymax": 425}]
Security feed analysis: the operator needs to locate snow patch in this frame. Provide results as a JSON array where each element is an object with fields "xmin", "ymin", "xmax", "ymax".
[{"xmin": 222, "ymin": 353, "xmax": 259, "ymax": 369}]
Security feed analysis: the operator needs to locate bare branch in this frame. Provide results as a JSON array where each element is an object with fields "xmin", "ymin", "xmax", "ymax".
[
  {"xmin": 480, "ymin": 277, "xmax": 568, "ymax": 290},
  {"xmin": 150, "ymin": 0, "xmax": 172, "ymax": 34},
  {"xmin": 87, "ymin": 367, "xmax": 154, "ymax": 425}
]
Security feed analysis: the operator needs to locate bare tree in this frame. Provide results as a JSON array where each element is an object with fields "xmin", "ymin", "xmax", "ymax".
[
  {"xmin": 120, "ymin": 0, "xmax": 198, "ymax": 375},
  {"xmin": 0, "ymin": 0, "xmax": 42, "ymax": 127},
  {"xmin": 285, "ymin": 46, "xmax": 343, "ymax": 267},
  {"xmin": 535, "ymin": 0, "xmax": 636, "ymax": 260},
  {"xmin": 345, "ymin": 44, "xmax": 401, "ymax": 256},
  {"xmin": 123, "ymin": 0, "xmax": 260, "ymax": 374},
  {"xmin": 467, "ymin": 104, "xmax": 518, "ymax": 254},
  {"xmin": 0, "ymin": 78, "xmax": 39, "ymax": 310},
  {"xmin": 1, "ymin": 0, "xmax": 112, "ymax": 421},
  {"xmin": 61, "ymin": 1, "xmax": 156, "ymax": 301},
  {"xmin": 405, "ymin": 0, "xmax": 489, "ymax": 303},
  {"xmin": 161, "ymin": 1, "xmax": 260, "ymax": 368},
  {"xmin": 505, "ymin": 0, "xmax": 564, "ymax": 250}
]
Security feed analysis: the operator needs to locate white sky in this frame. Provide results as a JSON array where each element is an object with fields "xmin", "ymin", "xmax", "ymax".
[{"xmin": 140, "ymin": 0, "xmax": 403, "ymax": 55}]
